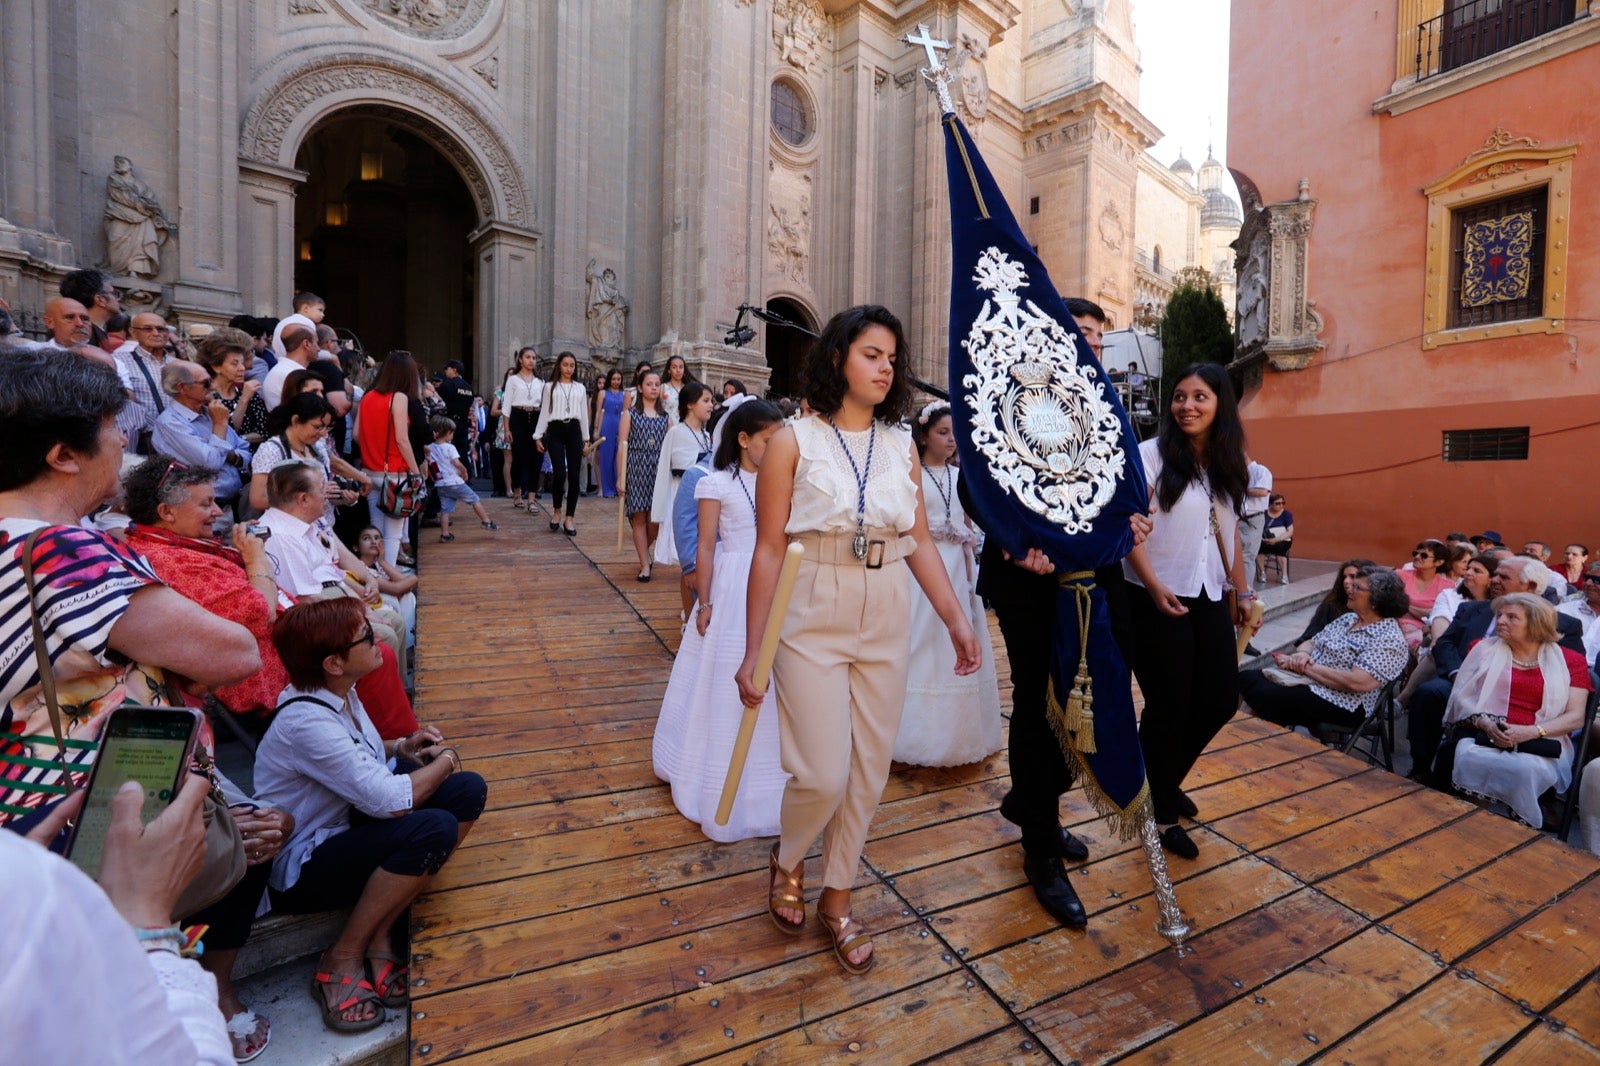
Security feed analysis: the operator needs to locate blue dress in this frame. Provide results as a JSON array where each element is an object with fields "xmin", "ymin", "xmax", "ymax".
[{"xmin": 598, "ymin": 389, "xmax": 625, "ymax": 497}]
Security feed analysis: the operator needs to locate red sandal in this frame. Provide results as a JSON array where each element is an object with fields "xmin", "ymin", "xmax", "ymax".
[
  {"xmin": 309, "ymin": 969, "xmax": 385, "ymax": 1033},
  {"xmin": 366, "ymin": 951, "xmax": 410, "ymax": 1008}
]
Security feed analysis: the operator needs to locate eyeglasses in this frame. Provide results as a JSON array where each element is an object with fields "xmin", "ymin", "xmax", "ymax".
[
  {"xmin": 1411, "ymin": 550, "xmax": 1432, "ymax": 558},
  {"xmin": 130, "ymin": 325, "xmax": 167, "ymax": 333},
  {"xmin": 154, "ymin": 458, "xmax": 188, "ymax": 496},
  {"xmin": 1583, "ymin": 574, "xmax": 1600, "ymax": 585},
  {"xmin": 336, "ymin": 622, "xmax": 376, "ymax": 653}
]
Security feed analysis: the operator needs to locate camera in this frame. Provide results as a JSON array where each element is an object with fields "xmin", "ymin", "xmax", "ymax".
[{"xmin": 244, "ymin": 523, "xmax": 271, "ymax": 541}]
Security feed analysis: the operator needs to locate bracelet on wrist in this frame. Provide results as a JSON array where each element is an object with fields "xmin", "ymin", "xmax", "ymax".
[{"xmin": 136, "ymin": 926, "xmax": 186, "ymax": 955}]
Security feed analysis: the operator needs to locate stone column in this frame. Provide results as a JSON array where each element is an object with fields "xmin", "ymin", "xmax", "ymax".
[
  {"xmin": 237, "ymin": 160, "xmax": 306, "ymax": 316},
  {"xmin": 471, "ymin": 221, "xmax": 542, "ymax": 389},
  {"xmin": 171, "ymin": 0, "xmax": 242, "ymax": 323}
]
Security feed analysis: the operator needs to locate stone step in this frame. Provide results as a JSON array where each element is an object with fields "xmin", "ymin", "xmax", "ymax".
[
  {"xmin": 235, "ymin": 910, "xmax": 352, "ymax": 982},
  {"xmin": 234, "ymin": 955, "xmax": 407, "ymax": 1066}
]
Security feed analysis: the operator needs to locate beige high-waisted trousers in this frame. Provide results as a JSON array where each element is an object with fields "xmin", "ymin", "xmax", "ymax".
[{"xmin": 773, "ymin": 530, "xmax": 914, "ymax": 890}]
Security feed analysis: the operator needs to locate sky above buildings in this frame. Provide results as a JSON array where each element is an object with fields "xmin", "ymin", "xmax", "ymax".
[{"xmin": 1131, "ymin": 0, "xmax": 1230, "ymax": 171}]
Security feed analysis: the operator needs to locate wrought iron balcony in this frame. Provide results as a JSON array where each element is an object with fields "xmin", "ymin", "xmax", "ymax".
[{"xmin": 1415, "ymin": 0, "xmax": 1588, "ymax": 80}]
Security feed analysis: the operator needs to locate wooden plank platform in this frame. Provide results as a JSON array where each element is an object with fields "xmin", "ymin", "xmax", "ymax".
[{"xmin": 408, "ymin": 494, "xmax": 1600, "ymax": 1064}]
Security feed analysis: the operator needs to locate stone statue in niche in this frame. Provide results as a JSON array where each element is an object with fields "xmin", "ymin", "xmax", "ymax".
[
  {"xmin": 104, "ymin": 156, "xmax": 175, "ymax": 278},
  {"xmin": 1235, "ymin": 229, "xmax": 1269, "ymax": 348},
  {"xmin": 586, "ymin": 259, "xmax": 630, "ymax": 349}
]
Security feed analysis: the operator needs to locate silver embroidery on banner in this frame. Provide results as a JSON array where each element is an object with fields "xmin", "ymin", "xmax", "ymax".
[{"xmin": 960, "ymin": 248, "xmax": 1125, "ymax": 534}]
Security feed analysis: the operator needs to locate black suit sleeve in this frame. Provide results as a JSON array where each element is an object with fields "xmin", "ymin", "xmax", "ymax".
[
  {"xmin": 1432, "ymin": 607, "xmax": 1482, "ymax": 680},
  {"xmin": 1557, "ymin": 615, "xmax": 1587, "ymax": 658}
]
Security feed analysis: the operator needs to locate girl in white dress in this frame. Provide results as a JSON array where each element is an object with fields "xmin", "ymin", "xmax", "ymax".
[
  {"xmin": 894, "ymin": 403, "xmax": 1002, "ymax": 766},
  {"xmin": 652, "ymin": 383, "xmax": 715, "ymax": 616},
  {"xmin": 653, "ymin": 400, "xmax": 789, "ymax": 842}
]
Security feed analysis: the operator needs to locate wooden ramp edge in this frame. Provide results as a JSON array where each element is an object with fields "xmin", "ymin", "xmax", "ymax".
[{"xmin": 407, "ymin": 494, "xmax": 1600, "ymax": 1065}]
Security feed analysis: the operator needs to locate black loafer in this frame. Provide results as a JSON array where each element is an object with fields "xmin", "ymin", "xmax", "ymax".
[
  {"xmin": 1159, "ymin": 824, "xmax": 1199, "ymax": 860},
  {"xmin": 1060, "ymin": 828, "xmax": 1089, "ymax": 864},
  {"xmin": 1021, "ymin": 855, "xmax": 1088, "ymax": 928},
  {"xmin": 1174, "ymin": 789, "xmax": 1199, "ymax": 820}
]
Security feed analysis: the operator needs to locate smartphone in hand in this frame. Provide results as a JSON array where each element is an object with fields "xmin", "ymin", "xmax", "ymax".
[{"xmin": 63, "ymin": 706, "xmax": 203, "ymax": 881}]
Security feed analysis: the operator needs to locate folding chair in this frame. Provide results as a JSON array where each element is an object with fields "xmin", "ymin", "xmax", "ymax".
[
  {"xmin": 1556, "ymin": 673, "xmax": 1600, "ymax": 843},
  {"xmin": 1335, "ymin": 674, "xmax": 1404, "ymax": 772}
]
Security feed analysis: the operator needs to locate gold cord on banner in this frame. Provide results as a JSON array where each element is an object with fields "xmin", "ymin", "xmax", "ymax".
[
  {"xmin": 1044, "ymin": 569, "xmax": 1152, "ymax": 840},
  {"xmin": 943, "ymin": 114, "xmax": 989, "ymax": 220}
]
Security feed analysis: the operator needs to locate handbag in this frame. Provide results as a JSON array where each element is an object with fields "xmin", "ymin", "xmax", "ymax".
[
  {"xmin": 376, "ymin": 394, "xmax": 428, "ymax": 519},
  {"xmin": 1472, "ymin": 733, "xmax": 1562, "ymax": 758},
  {"xmin": 16, "ymin": 528, "xmax": 246, "ymax": 918}
]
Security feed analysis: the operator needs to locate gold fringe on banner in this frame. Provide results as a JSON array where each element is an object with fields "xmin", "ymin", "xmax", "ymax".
[
  {"xmin": 1043, "ymin": 569, "xmax": 1152, "ymax": 840},
  {"xmin": 943, "ymin": 113, "xmax": 989, "ymax": 220}
]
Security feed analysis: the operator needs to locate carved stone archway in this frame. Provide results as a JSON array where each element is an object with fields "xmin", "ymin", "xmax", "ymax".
[{"xmin": 236, "ymin": 46, "xmax": 539, "ymax": 385}]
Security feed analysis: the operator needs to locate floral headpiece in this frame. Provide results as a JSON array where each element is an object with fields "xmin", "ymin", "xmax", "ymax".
[{"xmin": 916, "ymin": 400, "xmax": 951, "ymax": 426}]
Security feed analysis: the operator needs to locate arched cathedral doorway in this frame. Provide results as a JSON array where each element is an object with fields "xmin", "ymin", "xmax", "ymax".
[
  {"xmin": 294, "ymin": 116, "xmax": 477, "ymax": 372},
  {"xmin": 763, "ymin": 297, "xmax": 815, "ymax": 399}
]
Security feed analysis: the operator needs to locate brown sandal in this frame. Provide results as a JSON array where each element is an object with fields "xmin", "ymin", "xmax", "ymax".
[
  {"xmin": 818, "ymin": 910, "xmax": 875, "ymax": 975},
  {"xmin": 767, "ymin": 843, "xmax": 805, "ymax": 935}
]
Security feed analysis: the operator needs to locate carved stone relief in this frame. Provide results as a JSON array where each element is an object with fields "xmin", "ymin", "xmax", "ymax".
[
  {"xmin": 1233, "ymin": 185, "xmax": 1323, "ymax": 372},
  {"xmin": 951, "ymin": 33, "xmax": 989, "ymax": 129},
  {"xmin": 361, "ymin": 0, "xmax": 490, "ymax": 39},
  {"xmin": 239, "ymin": 53, "xmax": 533, "ymax": 227},
  {"xmin": 471, "ymin": 55, "xmax": 499, "ymax": 89},
  {"xmin": 1097, "ymin": 201, "xmax": 1125, "ymax": 252},
  {"xmin": 585, "ymin": 259, "xmax": 629, "ymax": 349},
  {"xmin": 767, "ymin": 165, "xmax": 813, "ymax": 287},
  {"xmin": 288, "ymin": 0, "xmax": 325, "ymax": 14},
  {"xmin": 772, "ymin": 0, "xmax": 828, "ymax": 73}
]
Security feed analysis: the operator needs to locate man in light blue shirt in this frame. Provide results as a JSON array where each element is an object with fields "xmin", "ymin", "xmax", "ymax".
[{"xmin": 150, "ymin": 360, "xmax": 252, "ymax": 511}]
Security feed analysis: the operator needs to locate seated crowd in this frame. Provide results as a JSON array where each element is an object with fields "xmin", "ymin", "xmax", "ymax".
[
  {"xmin": 1, "ymin": 285, "xmax": 488, "ymax": 1062},
  {"xmin": 1240, "ymin": 527, "xmax": 1599, "ymax": 848}
]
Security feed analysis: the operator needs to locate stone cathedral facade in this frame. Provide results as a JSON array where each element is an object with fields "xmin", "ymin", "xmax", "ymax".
[{"xmin": 0, "ymin": 0, "xmax": 1232, "ymax": 392}]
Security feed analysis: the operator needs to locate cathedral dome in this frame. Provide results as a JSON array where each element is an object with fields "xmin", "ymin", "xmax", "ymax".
[
  {"xmin": 1201, "ymin": 187, "xmax": 1242, "ymax": 228},
  {"xmin": 1169, "ymin": 153, "xmax": 1194, "ymax": 178}
]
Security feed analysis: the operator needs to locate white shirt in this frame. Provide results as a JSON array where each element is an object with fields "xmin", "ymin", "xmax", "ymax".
[
  {"xmin": 1124, "ymin": 437, "xmax": 1238, "ymax": 600},
  {"xmin": 533, "ymin": 381, "xmax": 592, "ymax": 439},
  {"xmin": 261, "ymin": 356, "xmax": 306, "ymax": 411},
  {"xmin": 254, "ymin": 685, "xmax": 414, "ymax": 893},
  {"xmin": 501, "ymin": 373, "xmax": 543, "ymax": 411},
  {"xmin": 1242, "ymin": 461, "xmax": 1273, "ymax": 517},
  {"xmin": 257, "ymin": 507, "xmax": 344, "ymax": 597},
  {"xmin": 1558, "ymin": 599, "xmax": 1600, "ymax": 664},
  {"xmin": 784, "ymin": 416, "xmax": 918, "ymax": 535},
  {"xmin": 427, "ymin": 441, "xmax": 465, "ymax": 487},
  {"xmin": 0, "ymin": 830, "xmax": 232, "ymax": 1065},
  {"xmin": 269, "ymin": 313, "xmax": 317, "ymax": 359}
]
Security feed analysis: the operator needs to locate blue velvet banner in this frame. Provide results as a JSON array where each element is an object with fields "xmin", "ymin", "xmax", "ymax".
[{"xmin": 939, "ymin": 110, "xmax": 1152, "ymax": 830}]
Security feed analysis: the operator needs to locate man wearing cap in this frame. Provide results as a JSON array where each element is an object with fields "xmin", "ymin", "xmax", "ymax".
[{"xmin": 436, "ymin": 359, "xmax": 475, "ymax": 458}]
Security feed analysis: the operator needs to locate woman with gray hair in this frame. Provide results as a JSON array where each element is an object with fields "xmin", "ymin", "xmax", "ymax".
[{"xmin": 1240, "ymin": 564, "xmax": 1412, "ymax": 731}]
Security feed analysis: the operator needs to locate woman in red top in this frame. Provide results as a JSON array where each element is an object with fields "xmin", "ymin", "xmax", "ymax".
[
  {"xmin": 357, "ymin": 351, "xmax": 425, "ymax": 567},
  {"xmin": 123, "ymin": 456, "xmax": 419, "ymax": 737},
  {"xmin": 1435, "ymin": 592, "xmax": 1592, "ymax": 826}
]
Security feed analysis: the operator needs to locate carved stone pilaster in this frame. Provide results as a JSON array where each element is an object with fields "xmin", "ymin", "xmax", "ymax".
[{"xmin": 1233, "ymin": 187, "xmax": 1324, "ymax": 377}]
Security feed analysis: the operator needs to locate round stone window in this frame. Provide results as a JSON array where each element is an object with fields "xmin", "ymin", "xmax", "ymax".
[{"xmin": 771, "ymin": 80, "xmax": 812, "ymax": 148}]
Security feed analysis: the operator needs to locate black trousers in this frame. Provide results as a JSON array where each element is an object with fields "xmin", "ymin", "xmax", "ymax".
[
  {"xmin": 509, "ymin": 408, "xmax": 539, "ymax": 497},
  {"xmin": 543, "ymin": 418, "xmax": 584, "ymax": 517},
  {"xmin": 1239, "ymin": 668, "xmax": 1363, "ymax": 731},
  {"xmin": 181, "ymin": 862, "xmax": 271, "ymax": 951},
  {"xmin": 1129, "ymin": 590, "xmax": 1239, "ymax": 824},
  {"xmin": 1407, "ymin": 677, "xmax": 1455, "ymax": 787},
  {"xmin": 994, "ymin": 565, "xmax": 1132, "ymax": 859}
]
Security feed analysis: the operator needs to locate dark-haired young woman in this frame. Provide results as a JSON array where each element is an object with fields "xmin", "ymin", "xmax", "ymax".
[
  {"xmin": 533, "ymin": 351, "xmax": 590, "ymax": 534},
  {"xmin": 652, "ymin": 382, "xmax": 715, "ymax": 616},
  {"xmin": 1122, "ymin": 363, "xmax": 1252, "ymax": 860},
  {"xmin": 593, "ymin": 368, "xmax": 626, "ymax": 497},
  {"xmin": 618, "ymin": 370, "xmax": 669, "ymax": 581},
  {"xmin": 501, "ymin": 346, "xmax": 542, "ymax": 509},
  {"xmin": 356, "ymin": 351, "xmax": 427, "ymax": 566},
  {"xmin": 738, "ymin": 305, "xmax": 981, "ymax": 974}
]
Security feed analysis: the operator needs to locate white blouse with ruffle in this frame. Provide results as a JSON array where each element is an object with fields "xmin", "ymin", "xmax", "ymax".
[{"xmin": 785, "ymin": 416, "xmax": 918, "ymax": 536}]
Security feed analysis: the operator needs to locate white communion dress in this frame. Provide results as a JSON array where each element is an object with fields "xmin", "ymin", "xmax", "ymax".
[
  {"xmin": 893, "ymin": 461, "xmax": 1002, "ymax": 766},
  {"xmin": 651, "ymin": 466, "xmax": 787, "ymax": 842}
]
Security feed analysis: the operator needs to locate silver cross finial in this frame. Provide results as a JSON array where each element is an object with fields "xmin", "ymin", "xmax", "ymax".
[{"xmin": 903, "ymin": 23, "xmax": 955, "ymax": 114}]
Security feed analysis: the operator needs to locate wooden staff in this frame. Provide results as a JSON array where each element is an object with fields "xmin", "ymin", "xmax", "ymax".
[
  {"xmin": 715, "ymin": 541, "xmax": 804, "ymax": 825},
  {"xmin": 614, "ymin": 439, "xmax": 628, "ymax": 553},
  {"xmin": 1236, "ymin": 598, "xmax": 1265, "ymax": 661}
]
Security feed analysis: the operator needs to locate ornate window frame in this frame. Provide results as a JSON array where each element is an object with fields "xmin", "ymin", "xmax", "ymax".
[
  {"xmin": 1421, "ymin": 135, "xmax": 1576, "ymax": 350},
  {"xmin": 769, "ymin": 75, "xmax": 819, "ymax": 166}
]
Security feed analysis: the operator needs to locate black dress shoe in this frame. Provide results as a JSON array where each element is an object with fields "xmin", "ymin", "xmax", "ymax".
[
  {"xmin": 1021, "ymin": 855, "xmax": 1088, "ymax": 928},
  {"xmin": 1060, "ymin": 828, "xmax": 1089, "ymax": 863},
  {"xmin": 1174, "ymin": 789, "xmax": 1199, "ymax": 819},
  {"xmin": 1158, "ymin": 824, "xmax": 1199, "ymax": 860}
]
